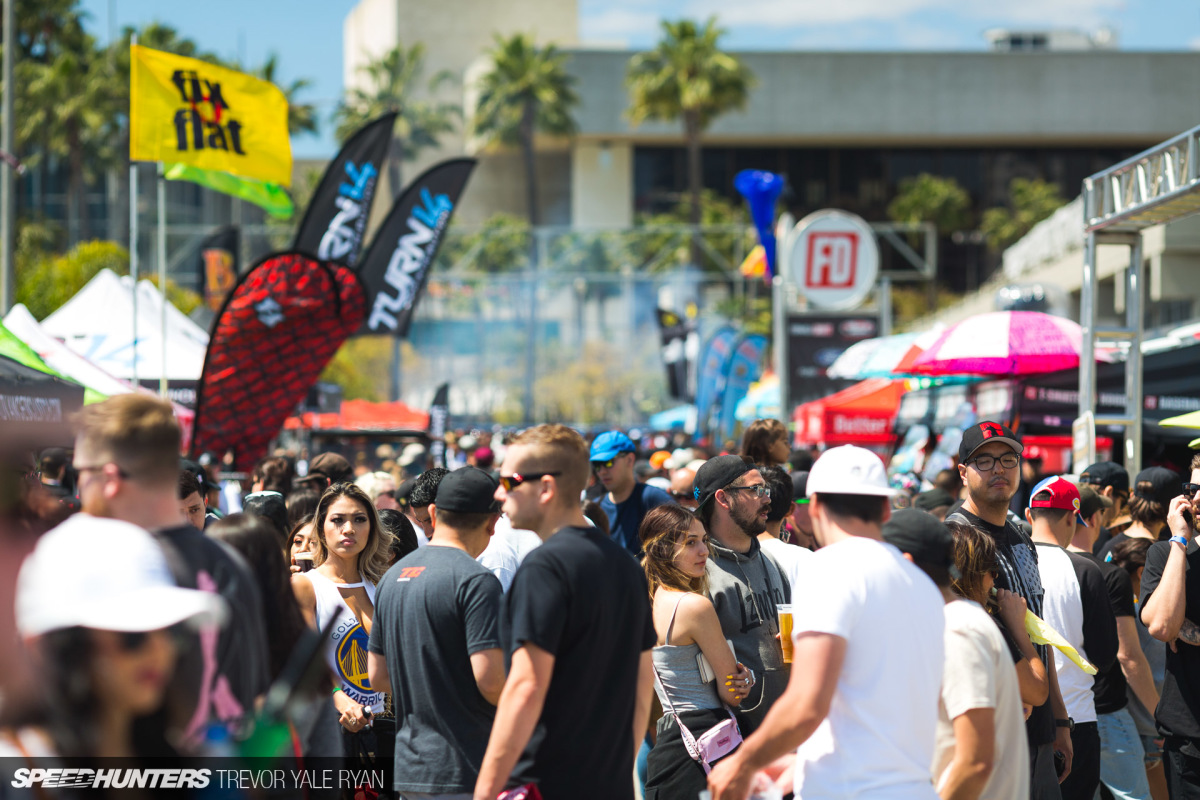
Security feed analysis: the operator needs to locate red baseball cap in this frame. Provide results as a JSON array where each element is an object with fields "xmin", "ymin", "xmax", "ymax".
[{"xmin": 1029, "ymin": 476, "xmax": 1088, "ymax": 527}]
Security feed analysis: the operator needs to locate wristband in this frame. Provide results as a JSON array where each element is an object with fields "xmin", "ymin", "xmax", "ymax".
[
  {"xmin": 331, "ymin": 686, "xmax": 343, "ymax": 695},
  {"xmin": 1171, "ymin": 535, "xmax": 1190, "ymax": 546}
]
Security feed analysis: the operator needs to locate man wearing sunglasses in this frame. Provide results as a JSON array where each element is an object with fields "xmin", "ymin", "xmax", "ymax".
[
  {"xmin": 590, "ymin": 430, "xmax": 671, "ymax": 557},
  {"xmin": 948, "ymin": 421, "xmax": 1072, "ymax": 800},
  {"xmin": 476, "ymin": 424, "xmax": 655, "ymax": 800},
  {"xmin": 694, "ymin": 454, "xmax": 791, "ymax": 736}
]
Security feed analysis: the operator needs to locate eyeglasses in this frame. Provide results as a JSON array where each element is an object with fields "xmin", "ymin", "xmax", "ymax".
[
  {"xmin": 968, "ymin": 453, "xmax": 1020, "ymax": 472},
  {"xmin": 498, "ymin": 472, "xmax": 560, "ymax": 492},
  {"xmin": 112, "ymin": 629, "xmax": 176, "ymax": 653},
  {"xmin": 724, "ymin": 484, "xmax": 771, "ymax": 499},
  {"xmin": 1184, "ymin": 483, "xmax": 1200, "ymax": 497},
  {"xmin": 591, "ymin": 457, "xmax": 624, "ymax": 470}
]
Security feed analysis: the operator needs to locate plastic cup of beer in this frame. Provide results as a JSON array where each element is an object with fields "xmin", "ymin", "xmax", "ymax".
[
  {"xmin": 778, "ymin": 604, "xmax": 794, "ymax": 664},
  {"xmin": 294, "ymin": 551, "xmax": 315, "ymax": 573}
]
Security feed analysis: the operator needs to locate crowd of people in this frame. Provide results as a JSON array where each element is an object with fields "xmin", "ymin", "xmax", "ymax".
[{"xmin": 4, "ymin": 394, "xmax": 1200, "ymax": 800}]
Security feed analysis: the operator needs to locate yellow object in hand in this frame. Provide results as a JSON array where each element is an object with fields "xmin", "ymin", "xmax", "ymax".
[{"xmin": 1025, "ymin": 608, "xmax": 1098, "ymax": 675}]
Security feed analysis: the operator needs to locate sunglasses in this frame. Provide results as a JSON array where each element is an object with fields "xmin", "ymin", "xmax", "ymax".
[
  {"xmin": 1184, "ymin": 483, "xmax": 1200, "ymax": 497},
  {"xmin": 112, "ymin": 629, "xmax": 174, "ymax": 653},
  {"xmin": 725, "ymin": 484, "xmax": 771, "ymax": 499},
  {"xmin": 498, "ymin": 472, "xmax": 561, "ymax": 492},
  {"xmin": 591, "ymin": 457, "xmax": 622, "ymax": 469}
]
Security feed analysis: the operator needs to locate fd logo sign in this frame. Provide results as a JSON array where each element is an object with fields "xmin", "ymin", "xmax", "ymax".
[{"xmin": 789, "ymin": 210, "xmax": 879, "ymax": 310}]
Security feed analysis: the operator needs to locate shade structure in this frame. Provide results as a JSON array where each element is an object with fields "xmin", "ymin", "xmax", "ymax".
[
  {"xmin": 792, "ymin": 379, "xmax": 906, "ymax": 446},
  {"xmin": 909, "ymin": 311, "xmax": 1083, "ymax": 376},
  {"xmin": 0, "ymin": 354, "xmax": 86, "ymax": 450},
  {"xmin": 828, "ymin": 327, "xmax": 946, "ymax": 380},
  {"xmin": 650, "ymin": 404, "xmax": 697, "ymax": 431},
  {"xmin": 735, "ymin": 374, "xmax": 780, "ymax": 423},
  {"xmin": 1161, "ymin": 410, "xmax": 1200, "ymax": 429},
  {"xmin": 284, "ymin": 399, "xmax": 429, "ymax": 433}
]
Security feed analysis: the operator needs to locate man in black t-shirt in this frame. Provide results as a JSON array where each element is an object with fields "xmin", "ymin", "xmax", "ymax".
[
  {"xmin": 1141, "ymin": 453, "xmax": 1200, "ymax": 800},
  {"xmin": 1079, "ymin": 461, "xmax": 1131, "ymax": 556},
  {"xmin": 946, "ymin": 421, "xmax": 1073, "ymax": 800},
  {"xmin": 368, "ymin": 467, "xmax": 506, "ymax": 796},
  {"xmin": 475, "ymin": 425, "xmax": 655, "ymax": 800},
  {"xmin": 72, "ymin": 395, "xmax": 269, "ymax": 743}
]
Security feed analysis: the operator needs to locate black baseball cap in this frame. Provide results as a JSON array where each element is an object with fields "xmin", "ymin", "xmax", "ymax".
[
  {"xmin": 1133, "ymin": 466, "xmax": 1180, "ymax": 507},
  {"xmin": 393, "ymin": 478, "xmax": 415, "ymax": 509},
  {"xmin": 882, "ymin": 508, "xmax": 955, "ymax": 570},
  {"xmin": 914, "ymin": 488, "xmax": 955, "ymax": 512},
  {"xmin": 791, "ymin": 471, "xmax": 809, "ymax": 503},
  {"xmin": 1078, "ymin": 485, "xmax": 1113, "ymax": 519},
  {"xmin": 693, "ymin": 455, "xmax": 754, "ymax": 509},
  {"xmin": 958, "ymin": 421, "xmax": 1023, "ymax": 463},
  {"xmin": 1079, "ymin": 461, "xmax": 1130, "ymax": 494},
  {"xmin": 435, "ymin": 467, "xmax": 502, "ymax": 514},
  {"xmin": 180, "ymin": 458, "xmax": 218, "ymax": 492},
  {"xmin": 299, "ymin": 452, "xmax": 355, "ymax": 485}
]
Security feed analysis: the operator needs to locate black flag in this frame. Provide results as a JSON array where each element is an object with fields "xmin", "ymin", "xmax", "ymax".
[
  {"xmin": 657, "ymin": 308, "xmax": 695, "ymax": 401},
  {"xmin": 291, "ymin": 113, "xmax": 397, "ymax": 267},
  {"xmin": 428, "ymin": 382, "xmax": 450, "ymax": 469},
  {"xmin": 197, "ymin": 226, "xmax": 239, "ymax": 312},
  {"xmin": 357, "ymin": 158, "xmax": 476, "ymax": 337}
]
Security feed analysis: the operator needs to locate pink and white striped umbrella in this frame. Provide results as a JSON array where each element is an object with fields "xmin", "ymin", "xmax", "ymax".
[{"xmin": 907, "ymin": 311, "xmax": 1084, "ymax": 376}]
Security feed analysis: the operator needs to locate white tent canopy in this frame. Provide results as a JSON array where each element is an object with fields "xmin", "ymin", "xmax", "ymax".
[{"xmin": 40, "ymin": 269, "xmax": 208, "ymax": 383}]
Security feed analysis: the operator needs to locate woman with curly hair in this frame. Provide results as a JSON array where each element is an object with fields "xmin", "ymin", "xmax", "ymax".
[
  {"xmin": 640, "ymin": 504, "xmax": 752, "ymax": 798},
  {"xmin": 739, "ymin": 418, "xmax": 791, "ymax": 469},
  {"xmin": 291, "ymin": 483, "xmax": 392, "ymax": 749}
]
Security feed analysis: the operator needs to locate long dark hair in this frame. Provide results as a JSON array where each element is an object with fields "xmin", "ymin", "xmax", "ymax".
[
  {"xmin": 640, "ymin": 504, "xmax": 708, "ymax": 599},
  {"xmin": 1, "ymin": 627, "xmax": 177, "ymax": 760},
  {"xmin": 209, "ymin": 513, "xmax": 307, "ymax": 682}
]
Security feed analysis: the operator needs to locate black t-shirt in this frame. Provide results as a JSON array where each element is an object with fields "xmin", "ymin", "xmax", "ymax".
[
  {"xmin": 368, "ymin": 545, "xmax": 504, "ymax": 793},
  {"xmin": 948, "ymin": 507, "xmax": 1055, "ymax": 746},
  {"xmin": 1140, "ymin": 539, "xmax": 1200, "ymax": 739},
  {"xmin": 155, "ymin": 524, "xmax": 270, "ymax": 734},
  {"xmin": 599, "ymin": 482, "xmax": 672, "ymax": 557},
  {"xmin": 506, "ymin": 525, "xmax": 655, "ymax": 800},
  {"xmin": 1080, "ymin": 551, "xmax": 1135, "ymax": 714},
  {"xmin": 1098, "ymin": 529, "xmax": 1170, "ymax": 564}
]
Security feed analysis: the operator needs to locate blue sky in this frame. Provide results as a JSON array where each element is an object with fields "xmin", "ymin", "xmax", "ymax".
[{"xmin": 81, "ymin": 0, "xmax": 1200, "ymax": 158}]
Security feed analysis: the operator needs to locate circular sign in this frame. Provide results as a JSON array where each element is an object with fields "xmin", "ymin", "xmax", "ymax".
[{"xmin": 787, "ymin": 210, "xmax": 879, "ymax": 310}]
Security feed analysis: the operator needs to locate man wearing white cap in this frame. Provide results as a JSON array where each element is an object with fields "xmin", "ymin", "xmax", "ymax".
[{"xmin": 708, "ymin": 445, "xmax": 945, "ymax": 800}]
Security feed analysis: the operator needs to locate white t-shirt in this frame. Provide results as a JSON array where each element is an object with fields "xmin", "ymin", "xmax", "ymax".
[
  {"xmin": 791, "ymin": 536, "xmax": 945, "ymax": 799},
  {"xmin": 477, "ymin": 515, "xmax": 543, "ymax": 593},
  {"xmin": 759, "ymin": 535, "xmax": 813, "ymax": 589},
  {"xmin": 1035, "ymin": 543, "xmax": 1095, "ymax": 722},
  {"xmin": 933, "ymin": 599, "xmax": 1030, "ymax": 800}
]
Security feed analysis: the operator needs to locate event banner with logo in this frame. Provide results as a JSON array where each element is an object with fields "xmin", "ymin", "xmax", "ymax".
[
  {"xmin": 129, "ymin": 45, "xmax": 291, "ymax": 185},
  {"xmin": 786, "ymin": 313, "xmax": 879, "ymax": 405},
  {"xmin": 718, "ymin": 333, "xmax": 769, "ymax": 442},
  {"xmin": 656, "ymin": 308, "xmax": 696, "ymax": 401},
  {"xmin": 355, "ymin": 158, "xmax": 476, "ymax": 337},
  {"xmin": 694, "ymin": 326, "xmax": 738, "ymax": 438},
  {"xmin": 196, "ymin": 226, "xmax": 239, "ymax": 312},
  {"xmin": 190, "ymin": 253, "xmax": 366, "ymax": 469},
  {"xmin": 292, "ymin": 113, "xmax": 396, "ymax": 267}
]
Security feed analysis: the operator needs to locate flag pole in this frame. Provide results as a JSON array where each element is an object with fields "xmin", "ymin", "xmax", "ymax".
[
  {"xmin": 130, "ymin": 34, "xmax": 139, "ymax": 389},
  {"xmin": 157, "ymin": 161, "xmax": 168, "ymax": 398}
]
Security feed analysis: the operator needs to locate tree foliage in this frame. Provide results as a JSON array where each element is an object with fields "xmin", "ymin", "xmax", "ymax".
[
  {"xmin": 980, "ymin": 178, "xmax": 1067, "ymax": 252},
  {"xmin": 887, "ymin": 173, "xmax": 972, "ymax": 234},
  {"xmin": 16, "ymin": 240, "xmax": 128, "ymax": 319},
  {"xmin": 472, "ymin": 34, "xmax": 577, "ymax": 226}
]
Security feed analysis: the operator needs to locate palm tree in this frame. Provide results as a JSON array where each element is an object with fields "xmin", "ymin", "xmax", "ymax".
[
  {"xmin": 253, "ymin": 53, "xmax": 318, "ymax": 137},
  {"xmin": 627, "ymin": 18, "xmax": 754, "ymax": 264},
  {"xmin": 471, "ymin": 33, "xmax": 577, "ymax": 227},
  {"xmin": 334, "ymin": 43, "xmax": 459, "ymax": 197}
]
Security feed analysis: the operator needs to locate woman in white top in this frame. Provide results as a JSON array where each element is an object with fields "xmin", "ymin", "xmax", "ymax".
[
  {"xmin": 641, "ymin": 504, "xmax": 752, "ymax": 799},
  {"xmin": 291, "ymin": 483, "xmax": 392, "ymax": 739}
]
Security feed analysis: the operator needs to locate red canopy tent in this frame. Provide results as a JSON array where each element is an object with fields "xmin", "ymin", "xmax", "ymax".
[
  {"xmin": 792, "ymin": 379, "xmax": 906, "ymax": 447},
  {"xmin": 284, "ymin": 399, "xmax": 429, "ymax": 432}
]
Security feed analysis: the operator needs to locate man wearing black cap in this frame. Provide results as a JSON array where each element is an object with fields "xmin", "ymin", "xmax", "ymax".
[
  {"xmin": 693, "ymin": 454, "xmax": 791, "ymax": 735},
  {"xmin": 1097, "ymin": 466, "xmax": 1179, "ymax": 564},
  {"xmin": 1079, "ymin": 462, "xmax": 1132, "ymax": 554},
  {"xmin": 947, "ymin": 421, "xmax": 1073, "ymax": 799},
  {"xmin": 298, "ymin": 451, "xmax": 355, "ymax": 488},
  {"xmin": 368, "ymin": 466, "xmax": 507, "ymax": 798},
  {"xmin": 787, "ymin": 471, "xmax": 815, "ymax": 550},
  {"xmin": 914, "ymin": 488, "xmax": 955, "ymax": 521}
]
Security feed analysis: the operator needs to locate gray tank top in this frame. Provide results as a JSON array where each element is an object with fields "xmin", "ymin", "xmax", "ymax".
[{"xmin": 651, "ymin": 593, "xmax": 723, "ymax": 712}]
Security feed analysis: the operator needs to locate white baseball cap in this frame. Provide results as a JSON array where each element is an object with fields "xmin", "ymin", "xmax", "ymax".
[
  {"xmin": 807, "ymin": 445, "xmax": 898, "ymax": 498},
  {"xmin": 17, "ymin": 514, "xmax": 228, "ymax": 637}
]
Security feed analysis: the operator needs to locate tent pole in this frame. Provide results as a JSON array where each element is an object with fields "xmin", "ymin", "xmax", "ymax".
[
  {"xmin": 157, "ymin": 162, "xmax": 168, "ymax": 398},
  {"xmin": 129, "ymin": 33, "xmax": 138, "ymax": 389}
]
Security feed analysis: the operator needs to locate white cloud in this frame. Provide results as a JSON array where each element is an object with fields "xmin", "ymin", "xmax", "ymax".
[
  {"xmin": 581, "ymin": 6, "xmax": 672, "ymax": 45},
  {"xmin": 685, "ymin": 0, "xmax": 1123, "ymax": 29},
  {"xmin": 1190, "ymin": 35, "xmax": 1200, "ymax": 50}
]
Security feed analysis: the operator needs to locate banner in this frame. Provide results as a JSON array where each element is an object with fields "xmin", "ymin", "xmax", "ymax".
[
  {"xmin": 165, "ymin": 163, "xmax": 294, "ymax": 219},
  {"xmin": 292, "ymin": 113, "xmax": 396, "ymax": 267},
  {"xmin": 694, "ymin": 326, "xmax": 737, "ymax": 439},
  {"xmin": 785, "ymin": 314, "xmax": 879, "ymax": 406},
  {"xmin": 718, "ymin": 333, "xmax": 769, "ymax": 442},
  {"xmin": 356, "ymin": 158, "xmax": 476, "ymax": 337},
  {"xmin": 428, "ymin": 383, "xmax": 449, "ymax": 469},
  {"xmin": 196, "ymin": 226, "xmax": 239, "ymax": 312},
  {"xmin": 190, "ymin": 253, "xmax": 367, "ymax": 470},
  {"xmin": 130, "ymin": 45, "xmax": 291, "ymax": 185},
  {"xmin": 734, "ymin": 170, "xmax": 784, "ymax": 280}
]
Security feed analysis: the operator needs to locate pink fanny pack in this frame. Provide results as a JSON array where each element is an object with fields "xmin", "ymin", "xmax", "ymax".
[{"xmin": 652, "ymin": 664, "xmax": 744, "ymax": 773}]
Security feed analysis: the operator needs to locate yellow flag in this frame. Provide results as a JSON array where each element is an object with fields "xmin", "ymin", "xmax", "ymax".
[{"xmin": 130, "ymin": 45, "xmax": 292, "ymax": 186}]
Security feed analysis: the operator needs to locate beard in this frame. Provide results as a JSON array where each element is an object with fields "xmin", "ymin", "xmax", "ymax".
[{"xmin": 729, "ymin": 500, "xmax": 765, "ymax": 537}]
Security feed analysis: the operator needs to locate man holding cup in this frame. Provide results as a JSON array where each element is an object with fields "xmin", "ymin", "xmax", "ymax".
[{"xmin": 708, "ymin": 445, "xmax": 945, "ymax": 800}]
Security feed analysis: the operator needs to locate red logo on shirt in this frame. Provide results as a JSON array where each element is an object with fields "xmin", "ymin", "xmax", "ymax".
[{"xmin": 396, "ymin": 566, "xmax": 426, "ymax": 582}]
